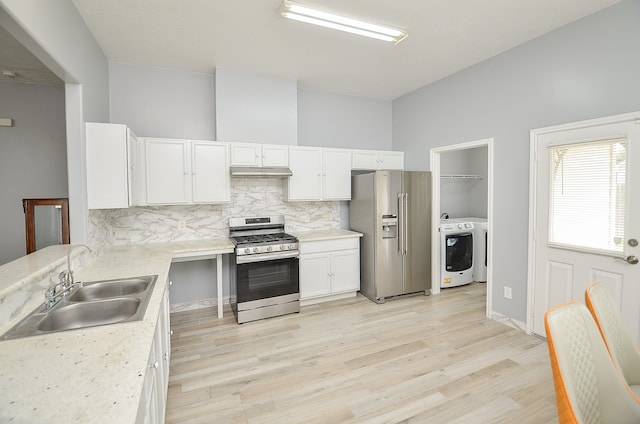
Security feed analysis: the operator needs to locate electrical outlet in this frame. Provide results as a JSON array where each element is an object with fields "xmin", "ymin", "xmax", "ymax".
[
  {"xmin": 178, "ymin": 221, "xmax": 186, "ymax": 230},
  {"xmin": 504, "ymin": 286, "xmax": 512, "ymax": 300}
]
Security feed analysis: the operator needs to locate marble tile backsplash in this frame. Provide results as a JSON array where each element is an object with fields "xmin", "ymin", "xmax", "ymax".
[{"xmin": 89, "ymin": 178, "xmax": 341, "ymax": 246}]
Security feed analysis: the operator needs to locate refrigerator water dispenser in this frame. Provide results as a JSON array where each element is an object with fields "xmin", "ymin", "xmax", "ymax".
[{"xmin": 381, "ymin": 215, "xmax": 398, "ymax": 239}]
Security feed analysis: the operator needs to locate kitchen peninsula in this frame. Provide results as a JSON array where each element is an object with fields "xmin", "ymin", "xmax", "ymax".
[{"xmin": 0, "ymin": 238, "xmax": 232, "ymax": 423}]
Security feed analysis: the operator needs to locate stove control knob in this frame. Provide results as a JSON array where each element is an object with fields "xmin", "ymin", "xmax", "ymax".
[
  {"xmin": 266, "ymin": 246, "xmax": 273, "ymax": 252},
  {"xmin": 244, "ymin": 248, "xmax": 251, "ymax": 254},
  {"xmin": 253, "ymin": 247, "xmax": 260, "ymax": 253},
  {"xmin": 458, "ymin": 224, "xmax": 464, "ymax": 229},
  {"xmin": 289, "ymin": 244, "xmax": 296, "ymax": 250}
]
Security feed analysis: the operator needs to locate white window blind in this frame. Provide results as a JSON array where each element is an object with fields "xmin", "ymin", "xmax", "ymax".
[{"xmin": 548, "ymin": 138, "xmax": 627, "ymax": 254}]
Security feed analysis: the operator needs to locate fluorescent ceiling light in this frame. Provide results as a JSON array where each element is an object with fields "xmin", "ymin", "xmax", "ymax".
[{"xmin": 279, "ymin": 0, "xmax": 407, "ymax": 44}]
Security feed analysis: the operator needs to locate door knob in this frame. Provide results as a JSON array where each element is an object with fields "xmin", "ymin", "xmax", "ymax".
[{"xmin": 615, "ymin": 255, "xmax": 639, "ymax": 265}]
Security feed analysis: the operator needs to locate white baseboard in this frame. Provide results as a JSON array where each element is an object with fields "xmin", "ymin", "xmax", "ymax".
[
  {"xmin": 491, "ymin": 310, "xmax": 526, "ymax": 332},
  {"xmin": 170, "ymin": 297, "xmax": 229, "ymax": 313},
  {"xmin": 300, "ymin": 291, "xmax": 357, "ymax": 307}
]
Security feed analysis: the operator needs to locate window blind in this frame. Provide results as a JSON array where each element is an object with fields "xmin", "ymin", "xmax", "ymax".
[{"xmin": 548, "ymin": 138, "xmax": 627, "ymax": 254}]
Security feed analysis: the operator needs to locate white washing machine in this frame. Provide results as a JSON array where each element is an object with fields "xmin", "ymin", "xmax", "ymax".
[
  {"xmin": 448, "ymin": 217, "xmax": 488, "ymax": 283},
  {"xmin": 440, "ymin": 220, "xmax": 475, "ymax": 288},
  {"xmin": 471, "ymin": 218, "xmax": 488, "ymax": 283}
]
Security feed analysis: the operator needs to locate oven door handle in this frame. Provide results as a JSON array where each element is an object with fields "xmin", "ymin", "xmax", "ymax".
[{"xmin": 236, "ymin": 250, "xmax": 300, "ymax": 264}]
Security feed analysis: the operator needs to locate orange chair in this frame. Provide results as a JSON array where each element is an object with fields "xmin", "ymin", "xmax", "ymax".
[
  {"xmin": 585, "ymin": 282, "xmax": 640, "ymax": 400},
  {"xmin": 545, "ymin": 301, "xmax": 640, "ymax": 423}
]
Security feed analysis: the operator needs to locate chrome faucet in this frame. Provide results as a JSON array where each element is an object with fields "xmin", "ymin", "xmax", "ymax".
[{"xmin": 45, "ymin": 244, "xmax": 92, "ymax": 310}]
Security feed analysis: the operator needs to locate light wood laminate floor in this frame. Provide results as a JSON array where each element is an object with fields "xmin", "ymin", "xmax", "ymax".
[{"xmin": 166, "ymin": 284, "xmax": 557, "ymax": 423}]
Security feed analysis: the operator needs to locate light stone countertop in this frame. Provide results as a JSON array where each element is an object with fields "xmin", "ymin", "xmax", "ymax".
[
  {"xmin": 291, "ymin": 228, "xmax": 362, "ymax": 243},
  {"xmin": 0, "ymin": 238, "xmax": 234, "ymax": 424}
]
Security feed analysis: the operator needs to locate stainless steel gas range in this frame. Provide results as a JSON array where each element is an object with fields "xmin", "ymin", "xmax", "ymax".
[{"xmin": 228, "ymin": 216, "xmax": 300, "ymax": 324}]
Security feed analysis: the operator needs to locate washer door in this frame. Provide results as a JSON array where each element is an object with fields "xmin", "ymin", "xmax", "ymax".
[{"xmin": 445, "ymin": 232, "xmax": 473, "ymax": 272}]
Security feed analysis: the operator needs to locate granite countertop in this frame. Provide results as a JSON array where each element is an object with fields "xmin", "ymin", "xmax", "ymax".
[
  {"xmin": 0, "ymin": 229, "xmax": 357, "ymax": 422},
  {"xmin": 291, "ymin": 228, "xmax": 362, "ymax": 242},
  {"xmin": 0, "ymin": 238, "xmax": 234, "ymax": 424}
]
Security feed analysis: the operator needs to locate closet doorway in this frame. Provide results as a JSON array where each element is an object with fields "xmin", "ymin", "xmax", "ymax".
[{"xmin": 430, "ymin": 138, "xmax": 494, "ymax": 317}]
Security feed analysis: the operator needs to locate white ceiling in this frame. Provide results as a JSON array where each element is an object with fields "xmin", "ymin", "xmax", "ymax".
[
  {"xmin": 6, "ymin": 1, "xmax": 624, "ymax": 99},
  {"xmin": 0, "ymin": 26, "xmax": 62, "ymax": 86}
]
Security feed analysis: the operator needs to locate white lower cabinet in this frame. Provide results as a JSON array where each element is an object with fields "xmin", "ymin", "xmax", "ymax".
[
  {"xmin": 137, "ymin": 283, "xmax": 171, "ymax": 424},
  {"xmin": 299, "ymin": 238, "xmax": 360, "ymax": 304}
]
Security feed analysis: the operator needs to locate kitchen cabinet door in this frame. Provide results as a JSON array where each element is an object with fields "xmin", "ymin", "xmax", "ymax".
[
  {"xmin": 330, "ymin": 249, "xmax": 360, "ymax": 293},
  {"xmin": 230, "ymin": 143, "xmax": 261, "ymax": 167},
  {"xmin": 86, "ymin": 122, "xmax": 133, "ymax": 209},
  {"xmin": 127, "ymin": 131, "xmax": 142, "ymax": 206},
  {"xmin": 261, "ymin": 144, "xmax": 289, "ymax": 167},
  {"xmin": 377, "ymin": 151, "xmax": 405, "ymax": 170},
  {"xmin": 285, "ymin": 146, "xmax": 322, "ymax": 200},
  {"xmin": 299, "ymin": 238, "xmax": 361, "ymax": 303},
  {"xmin": 351, "ymin": 150, "xmax": 379, "ymax": 170},
  {"xmin": 136, "ymin": 283, "xmax": 170, "ymax": 424},
  {"xmin": 192, "ymin": 142, "xmax": 230, "ymax": 203},
  {"xmin": 300, "ymin": 253, "xmax": 331, "ymax": 299},
  {"xmin": 230, "ymin": 143, "xmax": 289, "ymax": 167},
  {"xmin": 322, "ymin": 149, "xmax": 351, "ymax": 200},
  {"xmin": 351, "ymin": 150, "xmax": 405, "ymax": 171},
  {"xmin": 145, "ymin": 138, "xmax": 190, "ymax": 204}
]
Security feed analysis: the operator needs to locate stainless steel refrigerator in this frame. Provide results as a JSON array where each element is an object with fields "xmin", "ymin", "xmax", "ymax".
[{"xmin": 349, "ymin": 171, "xmax": 431, "ymax": 303}]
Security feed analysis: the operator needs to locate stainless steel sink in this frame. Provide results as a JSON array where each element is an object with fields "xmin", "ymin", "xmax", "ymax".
[
  {"xmin": 68, "ymin": 277, "xmax": 151, "ymax": 302},
  {"xmin": 37, "ymin": 298, "xmax": 142, "ymax": 332},
  {"xmin": 0, "ymin": 275, "xmax": 157, "ymax": 340}
]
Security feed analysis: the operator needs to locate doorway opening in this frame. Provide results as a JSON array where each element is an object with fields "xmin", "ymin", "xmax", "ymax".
[{"xmin": 430, "ymin": 138, "xmax": 494, "ymax": 318}]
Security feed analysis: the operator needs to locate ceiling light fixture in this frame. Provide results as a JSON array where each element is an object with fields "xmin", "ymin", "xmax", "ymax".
[{"xmin": 279, "ymin": 0, "xmax": 407, "ymax": 44}]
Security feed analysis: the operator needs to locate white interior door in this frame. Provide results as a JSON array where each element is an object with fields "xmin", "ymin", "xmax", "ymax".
[{"xmin": 530, "ymin": 114, "xmax": 640, "ymax": 343}]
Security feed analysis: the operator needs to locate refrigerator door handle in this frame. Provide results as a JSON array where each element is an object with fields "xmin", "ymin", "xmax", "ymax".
[
  {"xmin": 398, "ymin": 193, "xmax": 404, "ymax": 255},
  {"xmin": 398, "ymin": 193, "xmax": 408, "ymax": 255},
  {"xmin": 404, "ymin": 193, "xmax": 409, "ymax": 255}
]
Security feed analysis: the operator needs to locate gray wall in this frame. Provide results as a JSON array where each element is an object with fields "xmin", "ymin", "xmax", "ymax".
[
  {"xmin": 0, "ymin": 0, "xmax": 110, "ymax": 245},
  {"xmin": 0, "ymin": 82, "xmax": 68, "ymax": 265},
  {"xmin": 0, "ymin": 0, "xmax": 109, "ymax": 121},
  {"xmin": 392, "ymin": 0, "xmax": 640, "ymax": 321},
  {"xmin": 440, "ymin": 147, "xmax": 488, "ymax": 219},
  {"xmin": 298, "ymin": 89, "xmax": 392, "ymax": 150},
  {"xmin": 109, "ymin": 62, "xmax": 215, "ymax": 140},
  {"xmin": 108, "ymin": 62, "xmax": 393, "ymax": 151}
]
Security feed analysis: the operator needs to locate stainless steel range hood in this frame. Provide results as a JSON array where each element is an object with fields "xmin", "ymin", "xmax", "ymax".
[{"xmin": 230, "ymin": 166, "xmax": 293, "ymax": 178}]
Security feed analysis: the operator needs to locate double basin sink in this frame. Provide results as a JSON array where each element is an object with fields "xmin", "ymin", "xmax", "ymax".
[{"xmin": 1, "ymin": 275, "xmax": 157, "ymax": 340}]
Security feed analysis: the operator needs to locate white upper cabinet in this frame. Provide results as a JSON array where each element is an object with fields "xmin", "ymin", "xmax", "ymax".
[
  {"xmin": 322, "ymin": 149, "xmax": 352, "ymax": 200},
  {"xmin": 284, "ymin": 147, "xmax": 351, "ymax": 201},
  {"xmin": 86, "ymin": 122, "xmax": 137, "ymax": 209},
  {"xmin": 230, "ymin": 143, "xmax": 289, "ymax": 167},
  {"xmin": 285, "ymin": 146, "xmax": 322, "ymax": 201},
  {"xmin": 144, "ymin": 138, "xmax": 229, "ymax": 205},
  {"xmin": 261, "ymin": 144, "xmax": 289, "ymax": 167},
  {"xmin": 192, "ymin": 142, "xmax": 230, "ymax": 203},
  {"xmin": 352, "ymin": 150, "xmax": 404, "ymax": 170},
  {"xmin": 145, "ymin": 138, "xmax": 190, "ymax": 205}
]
